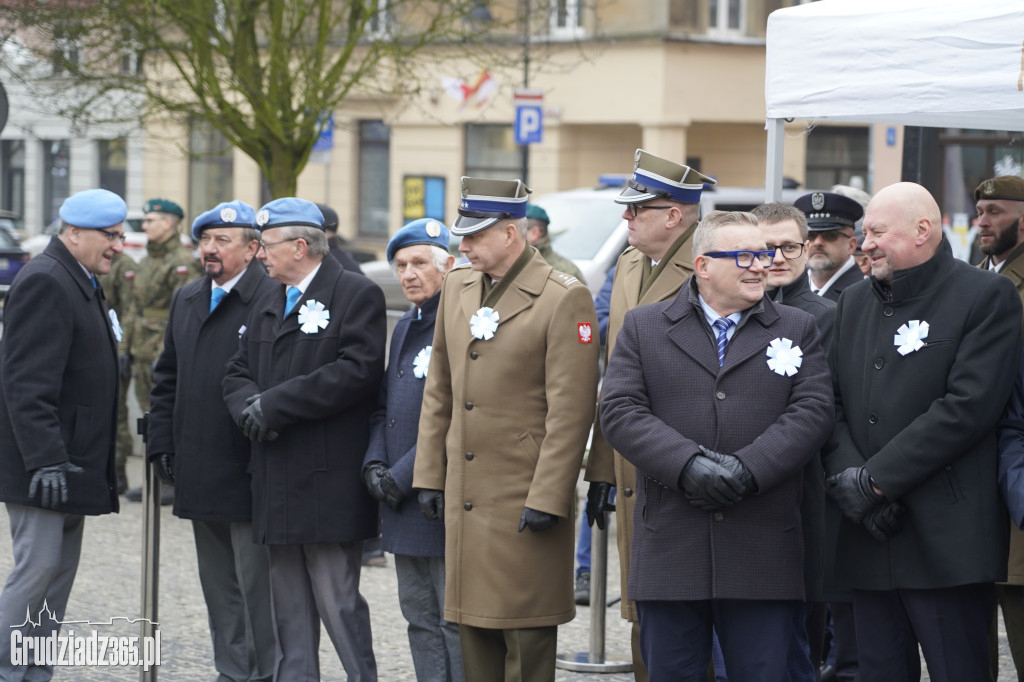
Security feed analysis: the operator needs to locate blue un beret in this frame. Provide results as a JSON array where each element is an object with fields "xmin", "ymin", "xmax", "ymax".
[
  {"xmin": 58, "ymin": 189, "xmax": 128, "ymax": 229},
  {"xmin": 254, "ymin": 197, "xmax": 324, "ymax": 232},
  {"xmin": 387, "ymin": 219, "xmax": 451, "ymax": 264},
  {"xmin": 191, "ymin": 200, "xmax": 257, "ymax": 240}
]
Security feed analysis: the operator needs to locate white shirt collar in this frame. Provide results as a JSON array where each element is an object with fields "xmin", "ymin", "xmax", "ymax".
[
  {"xmin": 213, "ymin": 267, "xmax": 247, "ymax": 295},
  {"xmin": 292, "ymin": 263, "xmax": 321, "ymax": 296},
  {"xmin": 990, "ymin": 259, "xmax": 1006, "ymax": 273},
  {"xmin": 809, "ymin": 255, "xmax": 858, "ymax": 296},
  {"xmin": 697, "ymin": 294, "xmax": 743, "ymax": 342}
]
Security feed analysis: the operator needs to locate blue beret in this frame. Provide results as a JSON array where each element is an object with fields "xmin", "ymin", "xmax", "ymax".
[
  {"xmin": 58, "ymin": 189, "xmax": 128, "ymax": 229},
  {"xmin": 794, "ymin": 192, "xmax": 864, "ymax": 231},
  {"xmin": 453, "ymin": 177, "xmax": 531, "ymax": 236},
  {"xmin": 191, "ymin": 200, "xmax": 257, "ymax": 240},
  {"xmin": 616, "ymin": 149, "xmax": 716, "ymax": 205},
  {"xmin": 387, "ymin": 219, "xmax": 451, "ymax": 264},
  {"xmin": 254, "ymin": 197, "xmax": 324, "ymax": 232},
  {"xmin": 143, "ymin": 198, "xmax": 184, "ymax": 218}
]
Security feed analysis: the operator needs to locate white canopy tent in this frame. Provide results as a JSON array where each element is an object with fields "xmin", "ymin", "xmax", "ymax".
[{"xmin": 764, "ymin": 0, "xmax": 1024, "ymax": 199}]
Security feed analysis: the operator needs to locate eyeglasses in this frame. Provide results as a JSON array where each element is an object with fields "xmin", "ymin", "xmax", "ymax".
[
  {"xmin": 96, "ymin": 228, "xmax": 127, "ymax": 244},
  {"xmin": 258, "ymin": 237, "xmax": 299, "ymax": 250},
  {"xmin": 627, "ymin": 204, "xmax": 673, "ymax": 218},
  {"xmin": 703, "ymin": 250, "xmax": 776, "ymax": 268},
  {"xmin": 764, "ymin": 242, "xmax": 805, "ymax": 260},
  {"xmin": 810, "ymin": 230, "xmax": 853, "ymax": 242}
]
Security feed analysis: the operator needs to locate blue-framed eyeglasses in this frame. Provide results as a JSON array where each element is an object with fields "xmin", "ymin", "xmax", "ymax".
[{"xmin": 703, "ymin": 250, "xmax": 775, "ymax": 268}]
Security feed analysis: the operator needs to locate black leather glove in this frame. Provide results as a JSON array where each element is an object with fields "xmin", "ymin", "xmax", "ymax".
[
  {"xmin": 585, "ymin": 481, "xmax": 614, "ymax": 530},
  {"xmin": 118, "ymin": 353, "xmax": 132, "ymax": 381},
  {"xmin": 698, "ymin": 445, "xmax": 756, "ymax": 497},
  {"xmin": 28, "ymin": 462, "xmax": 85, "ymax": 509},
  {"xmin": 153, "ymin": 453, "xmax": 175, "ymax": 485},
  {"xmin": 679, "ymin": 454, "xmax": 745, "ymax": 511},
  {"xmin": 362, "ymin": 463, "xmax": 404, "ymax": 511},
  {"xmin": 239, "ymin": 395, "xmax": 278, "ymax": 442},
  {"xmin": 826, "ymin": 466, "xmax": 885, "ymax": 523},
  {"xmin": 862, "ymin": 500, "xmax": 906, "ymax": 542},
  {"xmin": 518, "ymin": 507, "xmax": 560, "ymax": 532},
  {"xmin": 418, "ymin": 489, "xmax": 445, "ymax": 521}
]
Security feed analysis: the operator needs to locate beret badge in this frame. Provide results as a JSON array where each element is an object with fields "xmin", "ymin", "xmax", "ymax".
[
  {"xmin": 220, "ymin": 207, "xmax": 238, "ymax": 223},
  {"xmin": 256, "ymin": 209, "xmax": 270, "ymax": 227}
]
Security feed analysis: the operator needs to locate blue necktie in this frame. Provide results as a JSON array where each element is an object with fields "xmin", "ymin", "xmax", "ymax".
[
  {"xmin": 713, "ymin": 317, "xmax": 735, "ymax": 367},
  {"xmin": 285, "ymin": 286, "xmax": 302, "ymax": 316},
  {"xmin": 209, "ymin": 287, "xmax": 226, "ymax": 312},
  {"xmin": 90, "ymin": 275, "xmax": 98, "ymax": 289}
]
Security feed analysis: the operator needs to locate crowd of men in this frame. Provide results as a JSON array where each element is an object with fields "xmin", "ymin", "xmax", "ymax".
[{"xmin": 1, "ymin": 150, "xmax": 1024, "ymax": 682}]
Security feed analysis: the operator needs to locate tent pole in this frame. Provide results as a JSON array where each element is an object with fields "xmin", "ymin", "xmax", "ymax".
[{"xmin": 765, "ymin": 118, "xmax": 785, "ymax": 202}]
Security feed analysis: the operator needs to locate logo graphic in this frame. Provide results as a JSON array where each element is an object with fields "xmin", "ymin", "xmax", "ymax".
[
  {"xmin": 811, "ymin": 192, "xmax": 825, "ymax": 211},
  {"xmin": 578, "ymin": 322, "xmax": 593, "ymax": 344},
  {"xmin": 220, "ymin": 207, "xmax": 238, "ymax": 223}
]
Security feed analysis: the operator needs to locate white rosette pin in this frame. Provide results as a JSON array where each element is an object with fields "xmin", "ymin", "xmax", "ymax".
[
  {"xmin": 109, "ymin": 309, "xmax": 123, "ymax": 343},
  {"xmin": 894, "ymin": 320, "xmax": 928, "ymax": 356},
  {"xmin": 470, "ymin": 306, "xmax": 500, "ymax": 340},
  {"xmin": 297, "ymin": 299, "xmax": 330, "ymax": 335},
  {"xmin": 413, "ymin": 346, "xmax": 431, "ymax": 379},
  {"xmin": 766, "ymin": 337, "xmax": 803, "ymax": 377}
]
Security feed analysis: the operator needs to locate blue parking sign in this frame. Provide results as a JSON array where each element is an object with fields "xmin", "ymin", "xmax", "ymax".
[{"xmin": 515, "ymin": 106, "xmax": 543, "ymax": 145}]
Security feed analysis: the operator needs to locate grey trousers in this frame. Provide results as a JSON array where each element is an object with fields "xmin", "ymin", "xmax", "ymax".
[
  {"xmin": 0, "ymin": 503, "xmax": 85, "ymax": 682},
  {"xmin": 268, "ymin": 541, "xmax": 377, "ymax": 682},
  {"xmin": 394, "ymin": 554, "xmax": 464, "ymax": 682},
  {"xmin": 192, "ymin": 520, "xmax": 274, "ymax": 682}
]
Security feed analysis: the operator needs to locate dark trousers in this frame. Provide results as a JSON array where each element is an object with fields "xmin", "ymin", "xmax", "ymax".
[
  {"xmin": 854, "ymin": 583, "xmax": 995, "ymax": 682},
  {"xmin": 458, "ymin": 624, "xmax": 556, "ymax": 682},
  {"xmin": 636, "ymin": 599, "xmax": 800, "ymax": 682},
  {"xmin": 990, "ymin": 584, "xmax": 1024, "ymax": 681},
  {"xmin": 827, "ymin": 601, "xmax": 859, "ymax": 681}
]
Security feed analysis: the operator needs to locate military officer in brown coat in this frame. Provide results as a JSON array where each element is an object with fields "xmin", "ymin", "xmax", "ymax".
[
  {"xmin": 582, "ymin": 148, "xmax": 715, "ymax": 680},
  {"xmin": 975, "ymin": 174, "xmax": 1024, "ymax": 679},
  {"xmin": 414, "ymin": 177, "xmax": 600, "ymax": 682}
]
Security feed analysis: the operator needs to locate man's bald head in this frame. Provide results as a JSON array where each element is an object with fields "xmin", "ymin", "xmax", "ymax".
[{"xmin": 861, "ymin": 182, "xmax": 942, "ymax": 283}]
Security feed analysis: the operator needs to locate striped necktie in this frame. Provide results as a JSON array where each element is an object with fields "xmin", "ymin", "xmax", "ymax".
[{"xmin": 713, "ymin": 317, "xmax": 735, "ymax": 367}]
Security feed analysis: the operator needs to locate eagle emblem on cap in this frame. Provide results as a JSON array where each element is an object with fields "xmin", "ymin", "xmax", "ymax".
[
  {"xmin": 256, "ymin": 209, "xmax": 270, "ymax": 227},
  {"xmin": 811, "ymin": 193, "xmax": 825, "ymax": 211},
  {"xmin": 220, "ymin": 207, "xmax": 238, "ymax": 223},
  {"xmin": 426, "ymin": 220, "xmax": 442, "ymax": 238},
  {"xmin": 983, "ymin": 180, "xmax": 995, "ymax": 196}
]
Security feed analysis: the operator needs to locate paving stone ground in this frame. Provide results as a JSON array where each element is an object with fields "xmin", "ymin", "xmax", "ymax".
[{"xmin": 0, "ymin": 455, "xmax": 1015, "ymax": 680}]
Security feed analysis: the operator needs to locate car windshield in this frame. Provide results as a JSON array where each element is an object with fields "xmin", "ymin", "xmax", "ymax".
[
  {"xmin": 537, "ymin": 192, "xmax": 623, "ymax": 261},
  {"xmin": 0, "ymin": 230, "xmax": 19, "ymax": 248}
]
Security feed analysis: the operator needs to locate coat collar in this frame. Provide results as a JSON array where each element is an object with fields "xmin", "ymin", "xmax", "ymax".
[
  {"xmin": 266, "ymin": 255, "xmax": 344, "ymax": 333},
  {"xmin": 619, "ymin": 232, "xmax": 695, "ymax": 307},
  {"xmin": 44, "ymin": 237, "xmax": 100, "ymax": 302},
  {"xmin": 979, "ymin": 238, "xmax": 1024, "ymax": 282},
  {"xmin": 768, "ymin": 270, "xmax": 813, "ymax": 304},
  {"xmin": 872, "ymin": 237, "xmax": 954, "ymax": 302},
  {"xmin": 458, "ymin": 247, "xmax": 551, "ymax": 327},
  {"xmin": 187, "ymin": 262, "xmax": 269, "ymax": 310}
]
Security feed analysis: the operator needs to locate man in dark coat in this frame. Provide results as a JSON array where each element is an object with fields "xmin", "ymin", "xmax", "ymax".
[
  {"xmin": 796, "ymin": 192, "xmax": 865, "ymax": 302},
  {"xmin": 148, "ymin": 200, "xmax": 277, "ymax": 682},
  {"xmin": 824, "ymin": 182, "xmax": 1023, "ymax": 682},
  {"xmin": 223, "ymin": 197, "xmax": 385, "ymax": 682},
  {"xmin": 600, "ymin": 210, "xmax": 835, "ymax": 681},
  {"xmin": 362, "ymin": 218, "xmax": 462, "ymax": 681},
  {"xmin": 0, "ymin": 189, "xmax": 126, "ymax": 680}
]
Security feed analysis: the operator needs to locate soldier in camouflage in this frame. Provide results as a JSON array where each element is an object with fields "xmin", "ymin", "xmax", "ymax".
[
  {"xmin": 526, "ymin": 203, "xmax": 587, "ymax": 285},
  {"xmin": 124, "ymin": 199, "xmax": 201, "ymax": 502},
  {"xmin": 97, "ymin": 251, "xmax": 136, "ymax": 494}
]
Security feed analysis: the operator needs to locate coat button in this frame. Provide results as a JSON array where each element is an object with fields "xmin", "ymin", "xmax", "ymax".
[
  {"xmin": 470, "ymin": 351, "xmax": 479, "ymax": 360},
  {"xmin": 868, "ymin": 413, "xmax": 878, "ymax": 424},
  {"xmin": 873, "ymin": 357, "xmax": 884, "ymax": 369},
  {"xmin": 623, "ymin": 487, "xmax": 633, "ymax": 497},
  {"xmin": 398, "ymin": 369, "xmax": 404, "ymax": 377},
  {"xmin": 466, "ymin": 452, "xmax": 474, "ymax": 460},
  {"xmin": 713, "ymin": 512, "xmax": 724, "ymax": 521},
  {"xmin": 883, "ymin": 306, "xmax": 894, "ymax": 317},
  {"xmin": 388, "ymin": 419, "xmax": 395, "ymax": 428},
  {"xmin": 464, "ymin": 502, "xmax": 473, "ymax": 511},
  {"xmin": 465, "ymin": 401, "xmax": 473, "ymax": 410},
  {"xmin": 715, "ymin": 390, "xmax": 726, "ymax": 400}
]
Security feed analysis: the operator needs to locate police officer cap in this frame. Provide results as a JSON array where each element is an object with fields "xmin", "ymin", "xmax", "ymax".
[
  {"xmin": 254, "ymin": 197, "xmax": 325, "ymax": 232},
  {"xmin": 452, "ymin": 177, "xmax": 531, "ymax": 236},
  {"xmin": 793, "ymin": 191, "xmax": 864, "ymax": 232},
  {"xmin": 526, "ymin": 204, "xmax": 550, "ymax": 224},
  {"xmin": 191, "ymin": 200, "xmax": 256, "ymax": 240},
  {"xmin": 58, "ymin": 189, "xmax": 128, "ymax": 229},
  {"xmin": 616, "ymin": 149, "xmax": 716, "ymax": 205},
  {"xmin": 143, "ymin": 198, "xmax": 184, "ymax": 218},
  {"xmin": 315, "ymin": 203, "xmax": 339, "ymax": 232},
  {"xmin": 974, "ymin": 176, "xmax": 1024, "ymax": 202},
  {"xmin": 386, "ymin": 218, "xmax": 451, "ymax": 264}
]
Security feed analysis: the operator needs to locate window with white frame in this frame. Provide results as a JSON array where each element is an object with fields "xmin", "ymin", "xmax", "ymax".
[
  {"xmin": 707, "ymin": 0, "xmax": 746, "ymax": 37},
  {"xmin": 368, "ymin": 0, "xmax": 392, "ymax": 38},
  {"xmin": 550, "ymin": 0, "xmax": 583, "ymax": 39}
]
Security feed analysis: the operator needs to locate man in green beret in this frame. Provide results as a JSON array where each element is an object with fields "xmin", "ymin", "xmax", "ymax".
[
  {"xmin": 526, "ymin": 203, "xmax": 586, "ymax": 285},
  {"xmin": 124, "ymin": 199, "xmax": 201, "ymax": 503}
]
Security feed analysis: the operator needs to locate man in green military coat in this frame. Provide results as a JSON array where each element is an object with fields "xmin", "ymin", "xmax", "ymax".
[{"xmin": 526, "ymin": 203, "xmax": 586, "ymax": 285}]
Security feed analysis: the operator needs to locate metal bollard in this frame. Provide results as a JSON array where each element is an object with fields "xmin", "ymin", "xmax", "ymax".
[
  {"xmin": 555, "ymin": 510, "xmax": 632, "ymax": 673},
  {"xmin": 138, "ymin": 413, "xmax": 160, "ymax": 682}
]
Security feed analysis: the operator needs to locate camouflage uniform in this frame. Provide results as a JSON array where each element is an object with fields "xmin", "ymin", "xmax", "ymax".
[
  {"xmin": 533, "ymin": 234, "xmax": 586, "ymax": 285},
  {"xmin": 127, "ymin": 234, "xmax": 201, "ymax": 413},
  {"xmin": 98, "ymin": 251, "xmax": 136, "ymax": 492}
]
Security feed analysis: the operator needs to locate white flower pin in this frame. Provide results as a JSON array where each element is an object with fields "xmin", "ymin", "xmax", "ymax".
[
  {"xmin": 413, "ymin": 346, "xmax": 431, "ymax": 379},
  {"xmin": 470, "ymin": 306, "xmax": 500, "ymax": 340},
  {"xmin": 297, "ymin": 299, "xmax": 330, "ymax": 335},
  {"xmin": 894, "ymin": 320, "xmax": 928, "ymax": 356},
  {"xmin": 766, "ymin": 337, "xmax": 803, "ymax": 376},
  {"xmin": 109, "ymin": 309, "xmax": 123, "ymax": 343}
]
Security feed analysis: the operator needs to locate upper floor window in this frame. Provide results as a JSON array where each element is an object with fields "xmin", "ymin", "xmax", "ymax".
[
  {"xmin": 368, "ymin": 0, "xmax": 392, "ymax": 38},
  {"xmin": 52, "ymin": 28, "xmax": 79, "ymax": 75},
  {"xmin": 550, "ymin": 0, "xmax": 583, "ymax": 40},
  {"xmin": 708, "ymin": 0, "xmax": 746, "ymax": 37}
]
